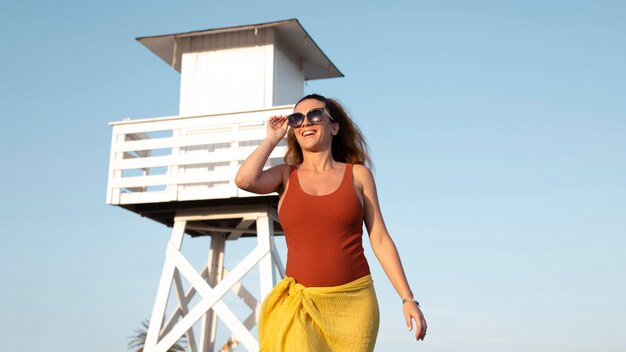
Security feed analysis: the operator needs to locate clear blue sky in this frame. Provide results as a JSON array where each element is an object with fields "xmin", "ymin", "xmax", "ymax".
[{"xmin": 1, "ymin": 1, "xmax": 625, "ymax": 351}]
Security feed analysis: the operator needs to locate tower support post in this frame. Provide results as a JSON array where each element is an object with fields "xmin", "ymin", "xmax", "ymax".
[{"xmin": 143, "ymin": 205, "xmax": 284, "ymax": 352}]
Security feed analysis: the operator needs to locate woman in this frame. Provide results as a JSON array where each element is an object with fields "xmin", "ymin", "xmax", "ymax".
[{"xmin": 235, "ymin": 94, "xmax": 426, "ymax": 351}]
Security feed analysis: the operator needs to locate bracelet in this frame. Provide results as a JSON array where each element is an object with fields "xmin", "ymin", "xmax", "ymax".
[{"xmin": 402, "ymin": 298, "xmax": 420, "ymax": 306}]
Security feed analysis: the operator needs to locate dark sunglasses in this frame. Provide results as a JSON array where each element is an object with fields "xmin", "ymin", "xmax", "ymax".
[{"xmin": 287, "ymin": 108, "xmax": 335, "ymax": 128}]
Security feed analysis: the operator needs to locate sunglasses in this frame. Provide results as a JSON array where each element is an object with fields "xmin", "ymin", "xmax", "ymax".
[{"xmin": 287, "ymin": 108, "xmax": 335, "ymax": 128}]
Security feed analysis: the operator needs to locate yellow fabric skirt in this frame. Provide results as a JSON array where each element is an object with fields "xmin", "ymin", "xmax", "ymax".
[{"xmin": 259, "ymin": 274, "xmax": 379, "ymax": 352}]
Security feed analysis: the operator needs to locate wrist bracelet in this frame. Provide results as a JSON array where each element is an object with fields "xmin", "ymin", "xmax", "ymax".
[{"xmin": 402, "ymin": 298, "xmax": 420, "ymax": 306}]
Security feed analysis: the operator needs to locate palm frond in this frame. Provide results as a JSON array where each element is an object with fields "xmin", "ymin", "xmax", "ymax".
[{"xmin": 128, "ymin": 319, "xmax": 187, "ymax": 352}]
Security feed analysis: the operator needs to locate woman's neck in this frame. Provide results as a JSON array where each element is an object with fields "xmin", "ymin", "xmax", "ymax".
[{"xmin": 300, "ymin": 151, "xmax": 338, "ymax": 172}]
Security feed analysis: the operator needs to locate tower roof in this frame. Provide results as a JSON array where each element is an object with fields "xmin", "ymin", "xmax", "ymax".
[{"xmin": 136, "ymin": 18, "xmax": 343, "ymax": 80}]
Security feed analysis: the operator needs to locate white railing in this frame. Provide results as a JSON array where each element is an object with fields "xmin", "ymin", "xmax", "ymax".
[{"xmin": 106, "ymin": 106, "xmax": 293, "ymax": 205}]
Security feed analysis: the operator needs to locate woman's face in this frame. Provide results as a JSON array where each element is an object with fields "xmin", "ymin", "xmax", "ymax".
[{"xmin": 292, "ymin": 99, "xmax": 339, "ymax": 152}]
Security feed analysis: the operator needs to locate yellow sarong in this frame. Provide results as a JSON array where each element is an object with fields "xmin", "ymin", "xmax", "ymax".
[{"xmin": 259, "ymin": 274, "xmax": 379, "ymax": 352}]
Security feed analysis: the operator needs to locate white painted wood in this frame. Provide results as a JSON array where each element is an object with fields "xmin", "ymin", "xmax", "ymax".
[
  {"xmin": 158, "ymin": 244, "xmax": 263, "ymax": 352},
  {"xmin": 112, "ymin": 172, "xmax": 236, "ymax": 188},
  {"xmin": 145, "ymin": 220, "xmax": 187, "ymax": 349},
  {"xmin": 169, "ymin": 243, "xmax": 265, "ymax": 309},
  {"xmin": 112, "ymin": 148, "xmax": 284, "ymax": 170},
  {"xmin": 176, "ymin": 208, "xmax": 266, "ymax": 221},
  {"xmin": 256, "ymin": 213, "xmax": 274, "ymax": 298},
  {"xmin": 106, "ymin": 107, "xmax": 292, "ymax": 205},
  {"xmin": 144, "ymin": 209, "xmax": 282, "ymax": 352},
  {"xmin": 226, "ymin": 219, "xmax": 256, "ymax": 241},
  {"xmin": 160, "ymin": 267, "xmax": 207, "ymax": 340},
  {"xmin": 176, "ymin": 188, "xmax": 237, "ymax": 202},
  {"xmin": 185, "ymin": 221, "xmax": 285, "ymax": 238},
  {"xmin": 172, "ymin": 269, "xmax": 198, "ymax": 352},
  {"xmin": 216, "ymin": 267, "xmax": 263, "ymax": 351},
  {"xmin": 273, "ymin": 40, "xmax": 305, "ymax": 106},
  {"xmin": 164, "ymin": 24, "xmax": 313, "ymax": 111},
  {"xmin": 179, "ymin": 28, "xmax": 275, "ymax": 116},
  {"xmin": 263, "ymin": 33, "xmax": 275, "ymax": 109},
  {"xmin": 110, "ymin": 107, "xmax": 288, "ymax": 133},
  {"xmin": 118, "ymin": 191, "xmax": 175, "ymax": 205},
  {"xmin": 158, "ymin": 263, "xmax": 266, "ymax": 352},
  {"xmin": 223, "ymin": 268, "xmax": 261, "ymax": 312},
  {"xmin": 137, "ymin": 20, "xmax": 343, "ymax": 80},
  {"xmin": 199, "ymin": 234, "xmax": 225, "ymax": 352},
  {"xmin": 107, "ymin": 132, "xmax": 121, "ymax": 204}
]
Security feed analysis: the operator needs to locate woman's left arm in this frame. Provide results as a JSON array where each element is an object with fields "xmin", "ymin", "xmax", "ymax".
[{"xmin": 354, "ymin": 164, "xmax": 427, "ymax": 341}]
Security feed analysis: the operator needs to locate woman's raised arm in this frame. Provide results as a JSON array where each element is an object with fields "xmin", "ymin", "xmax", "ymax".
[{"xmin": 235, "ymin": 115, "xmax": 289, "ymax": 194}]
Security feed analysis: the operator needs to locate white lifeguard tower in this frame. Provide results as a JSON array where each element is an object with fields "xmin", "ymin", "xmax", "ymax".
[{"xmin": 106, "ymin": 19, "xmax": 342, "ymax": 352}]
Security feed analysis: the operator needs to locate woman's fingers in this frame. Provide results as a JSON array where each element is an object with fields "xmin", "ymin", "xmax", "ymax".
[
  {"xmin": 266, "ymin": 115, "xmax": 289, "ymax": 144},
  {"xmin": 404, "ymin": 305, "xmax": 427, "ymax": 341},
  {"xmin": 404, "ymin": 311, "xmax": 413, "ymax": 331},
  {"xmin": 415, "ymin": 312, "xmax": 427, "ymax": 341},
  {"xmin": 416, "ymin": 316, "xmax": 427, "ymax": 340},
  {"xmin": 268, "ymin": 115, "xmax": 288, "ymax": 127}
]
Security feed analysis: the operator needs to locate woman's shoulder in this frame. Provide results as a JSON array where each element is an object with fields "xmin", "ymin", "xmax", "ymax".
[
  {"xmin": 269, "ymin": 164, "xmax": 296, "ymax": 194},
  {"xmin": 273, "ymin": 163, "xmax": 296, "ymax": 175},
  {"xmin": 275, "ymin": 163, "xmax": 301, "ymax": 179},
  {"xmin": 267, "ymin": 163, "xmax": 290, "ymax": 172},
  {"xmin": 352, "ymin": 163, "xmax": 373, "ymax": 177},
  {"xmin": 352, "ymin": 163, "xmax": 375, "ymax": 188}
]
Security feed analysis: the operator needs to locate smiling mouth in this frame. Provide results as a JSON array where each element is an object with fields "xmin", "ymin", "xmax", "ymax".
[{"xmin": 302, "ymin": 130, "xmax": 316, "ymax": 137}]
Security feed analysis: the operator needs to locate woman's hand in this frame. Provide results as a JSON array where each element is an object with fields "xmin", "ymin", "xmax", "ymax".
[
  {"xmin": 235, "ymin": 115, "xmax": 289, "ymax": 193},
  {"xmin": 267, "ymin": 115, "xmax": 289, "ymax": 144},
  {"xmin": 404, "ymin": 301, "xmax": 427, "ymax": 341}
]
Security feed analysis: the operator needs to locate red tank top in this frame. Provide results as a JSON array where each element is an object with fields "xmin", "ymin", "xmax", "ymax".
[{"xmin": 278, "ymin": 163, "xmax": 371, "ymax": 287}]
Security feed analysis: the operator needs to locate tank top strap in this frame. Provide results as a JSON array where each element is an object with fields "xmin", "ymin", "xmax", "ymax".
[
  {"xmin": 288, "ymin": 164, "xmax": 298, "ymax": 177},
  {"xmin": 342, "ymin": 163, "xmax": 354, "ymax": 188},
  {"xmin": 287, "ymin": 164, "xmax": 300, "ymax": 192}
]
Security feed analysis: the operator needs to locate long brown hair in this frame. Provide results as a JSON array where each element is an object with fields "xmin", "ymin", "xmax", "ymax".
[{"xmin": 284, "ymin": 94, "xmax": 372, "ymax": 167}]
